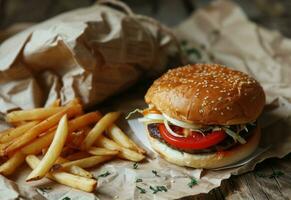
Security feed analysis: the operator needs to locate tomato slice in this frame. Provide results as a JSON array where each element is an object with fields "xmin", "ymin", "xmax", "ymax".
[{"xmin": 158, "ymin": 124, "xmax": 227, "ymax": 150}]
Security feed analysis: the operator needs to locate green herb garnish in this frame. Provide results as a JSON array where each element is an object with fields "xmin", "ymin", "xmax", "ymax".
[
  {"xmin": 149, "ymin": 185, "xmax": 167, "ymax": 194},
  {"xmin": 255, "ymin": 171, "xmax": 267, "ymax": 178},
  {"xmin": 211, "ymin": 29, "xmax": 220, "ymax": 35},
  {"xmin": 136, "ymin": 178, "xmax": 143, "ymax": 183},
  {"xmin": 37, "ymin": 187, "xmax": 52, "ymax": 194},
  {"xmin": 152, "ymin": 170, "xmax": 160, "ymax": 177},
  {"xmin": 188, "ymin": 177, "xmax": 198, "ymax": 188},
  {"xmin": 98, "ymin": 171, "xmax": 110, "ymax": 177},
  {"xmin": 136, "ymin": 186, "xmax": 146, "ymax": 194},
  {"xmin": 186, "ymin": 48, "xmax": 201, "ymax": 59},
  {"xmin": 62, "ymin": 197, "xmax": 71, "ymax": 200},
  {"xmin": 269, "ymin": 170, "xmax": 284, "ymax": 178},
  {"xmin": 133, "ymin": 162, "xmax": 138, "ymax": 169},
  {"xmin": 180, "ymin": 40, "xmax": 188, "ymax": 47},
  {"xmin": 255, "ymin": 170, "xmax": 284, "ymax": 178}
]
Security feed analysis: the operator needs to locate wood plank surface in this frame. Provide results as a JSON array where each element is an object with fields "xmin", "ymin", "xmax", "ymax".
[
  {"xmin": 181, "ymin": 154, "xmax": 291, "ymax": 200},
  {"xmin": 1, "ymin": 1, "xmax": 291, "ymax": 200}
]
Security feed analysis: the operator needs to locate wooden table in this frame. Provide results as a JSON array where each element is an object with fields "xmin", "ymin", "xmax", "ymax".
[
  {"xmin": 185, "ymin": 155, "xmax": 291, "ymax": 200},
  {"xmin": 1, "ymin": 1, "xmax": 291, "ymax": 199}
]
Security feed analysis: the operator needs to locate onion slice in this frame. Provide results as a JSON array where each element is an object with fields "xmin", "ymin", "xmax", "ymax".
[
  {"xmin": 164, "ymin": 119, "xmax": 184, "ymax": 138},
  {"xmin": 138, "ymin": 118, "xmax": 163, "ymax": 123},
  {"xmin": 223, "ymin": 128, "xmax": 246, "ymax": 144},
  {"xmin": 162, "ymin": 114, "xmax": 202, "ymax": 129},
  {"xmin": 125, "ymin": 109, "xmax": 143, "ymax": 119},
  {"xmin": 144, "ymin": 113, "xmax": 164, "ymax": 121},
  {"xmin": 138, "ymin": 113, "xmax": 164, "ymax": 124}
]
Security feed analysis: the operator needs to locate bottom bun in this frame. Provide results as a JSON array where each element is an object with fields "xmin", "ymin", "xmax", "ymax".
[{"xmin": 148, "ymin": 125, "xmax": 261, "ymax": 169}]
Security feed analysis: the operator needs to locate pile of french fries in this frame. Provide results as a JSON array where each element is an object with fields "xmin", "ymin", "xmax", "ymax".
[{"xmin": 0, "ymin": 99, "xmax": 145, "ymax": 192}]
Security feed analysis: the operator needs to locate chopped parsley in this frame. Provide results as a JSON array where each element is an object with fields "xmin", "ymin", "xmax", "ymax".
[
  {"xmin": 149, "ymin": 185, "xmax": 167, "ymax": 194},
  {"xmin": 62, "ymin": 197, "xmax": 71, "ymax": 200},
  {"xmin": 180, "ymin": 40, "xmax": 202, "ymax": 60},
  {"xmin": 152, "ymin": 170, "xmax": 160, "ymax": 177},
  {"xmin": 180, "ymin": 40, "xmax": 188, "ymax": 47},
  {"xmin": 136, "ymin": 178, "xmax": 143, "ymax": 183},
  {"xmin": 186, "ymin": 48, "xmax": 202, "ymax": 59},
  {"xmin": 133, "ymin": 162, "xmax": 138, "ymax": 169},
  {"xmin": 211, "ymin": 29, "xmax": 220, "ymax": 36},
  {"xmin": 255, "ymin": 170, "xmax": 284, "ymax": 178},
  {"xmin": 136, "ymin": 186, "xmax": 146, "ymax": 194},
  {"xmin": 98, "ymin": 171, "xmax": 111, "ymax": 178},
  {"xmin": 37, "ymin": 186, "xmax": 52, "ymax": 194},
  {"xmin": 188, "ymin": 177, "xmax": 198, "ymax": 188},
  {"xmin": 269, "ymin": 170, "xmax": 285, "ymax": 178}
]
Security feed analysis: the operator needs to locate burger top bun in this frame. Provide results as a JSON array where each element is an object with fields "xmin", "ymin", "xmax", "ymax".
[{"xmin": 145, "ymin": 64, "xmax": 265, "ymax": 125}]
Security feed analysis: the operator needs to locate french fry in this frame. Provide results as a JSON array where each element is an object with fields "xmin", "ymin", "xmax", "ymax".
[
  {"xmin": 57, "ymin": 155, "xmax": 113, "ymax": 170},
  {"xmin": 65, "ymin": 152, "xmax": 91, "ymax": 161},
  {"xmin": 6, "ymin": 107, "xmax": 63, "ymax": 123},
  {"xmin": 11, "ymin": 121, "xmax": 27, "ymax": 127},
  {"xmin": 0, "ymin": 128, "xmax": 13, "ymax": 140},
  {"xmin": 95, "ymin": 136, "xmax": 145, "ymax": 162},
  {"xmin": 0, "ymin": 97, "xmax": 146, "ymax": 193},
  {"xmin": 60, "ymin": 146, "xmax": 76, "ymax": 157},
  {"xmin": 107, "ymin": 124, "xmax": 146, "ymax": 154},
  {"xmin": 56, "ymin": 157, "xmax": 93, "ymax": 178},
  {"xmin": 67, "ymin": 112, "xmax": 102, "ymax": 132},
  {"xmin": 3, "ymin": 105, "xmax": 82, "ymax": 155},
  {"xmin": 88, "ymin": 147, "xmax": 119, "ymax": 156},
  {"xmin": 118, "ymin": 147, "xmax": 145, "ymax": 162},
  {"xmin": 95, "ymin": 136, "xmax": 122, "ymax": 151},
  {"xmin": 21, "ymin": 112, "xmax": 100, "ymax": 155},
  {"xmin": 68, "ymin": 165, "xmax": 93, "ymax": 179},
  {"xmin": 81, "ymin": 112, "xmax": 121, "ymax": 150},
  {"xmin": 21, "ymin": 131, "xmax": 55, "ymax": 155},
  {"xmin": 0, "ymin": 121, "xmax": 39, "ymax": 143},
  {"xmin": 9, "ymin": 99, "xmax": 60, "ymax": 127},
  {"xmin": 0, "ymin": 143, "xmax": 10, "ymax": 156},
  {"xmin": 66, "ymin": 98, "xmax": 82, "ymax": 107},
  {"xmin": 26, "ymin": 155, "xmax": 96, "ymax": 192},
  {"xmin": 48, "ymin": 99, "xmax": 61, "ymax": 107},
  {"xmin": 0, "ymin": 152, "xmax": 25, "ymax": 176},
  {"xmin": 26, "ymin": 115, "xmax": 69, "ymax": 181},
  {"xmin": 67, "ymin": 129, "xmax": 88, "ymax": 149}
]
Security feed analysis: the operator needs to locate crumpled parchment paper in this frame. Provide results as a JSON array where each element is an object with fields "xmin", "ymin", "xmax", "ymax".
[
  {"xmin": 0, "ymin": 0, "xmax": 177, "ymax": 113},
  {"xmin": 1, "ymin": 0, "xmax": 291, "ymax": 199}
]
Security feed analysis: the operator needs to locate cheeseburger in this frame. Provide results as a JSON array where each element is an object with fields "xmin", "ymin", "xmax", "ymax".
[{"xmin": 140, "ymin": 64, "xmax": 265, "ymax": 168}]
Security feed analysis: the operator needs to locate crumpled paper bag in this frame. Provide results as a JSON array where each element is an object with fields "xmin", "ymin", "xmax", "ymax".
[
  {"xmin": 0, "ymin": 0, "xmax": 177, "ymax": 113},
  {"xmin": 1, "ymin": 0, "xmax": 291, "ymax": 200}
]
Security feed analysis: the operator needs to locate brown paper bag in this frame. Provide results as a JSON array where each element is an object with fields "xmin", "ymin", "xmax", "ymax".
[{"xmin": 0, "ymin": 0, "xmax": 179, "ymax": 113}]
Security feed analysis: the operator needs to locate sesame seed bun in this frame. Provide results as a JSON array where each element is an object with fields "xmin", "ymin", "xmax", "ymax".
[
  {"xmin": 147, "ymin": 124, "xmax": 261, "ymax": 169},
  {"xmin": 145, "ymin": 64, "xmax": 265, "ymax": 125}
]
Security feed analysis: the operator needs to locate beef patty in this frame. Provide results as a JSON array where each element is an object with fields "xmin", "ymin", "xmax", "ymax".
[{"xmin": 147, "ymin": 123, "xmax": 256, "ymax": 154}]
